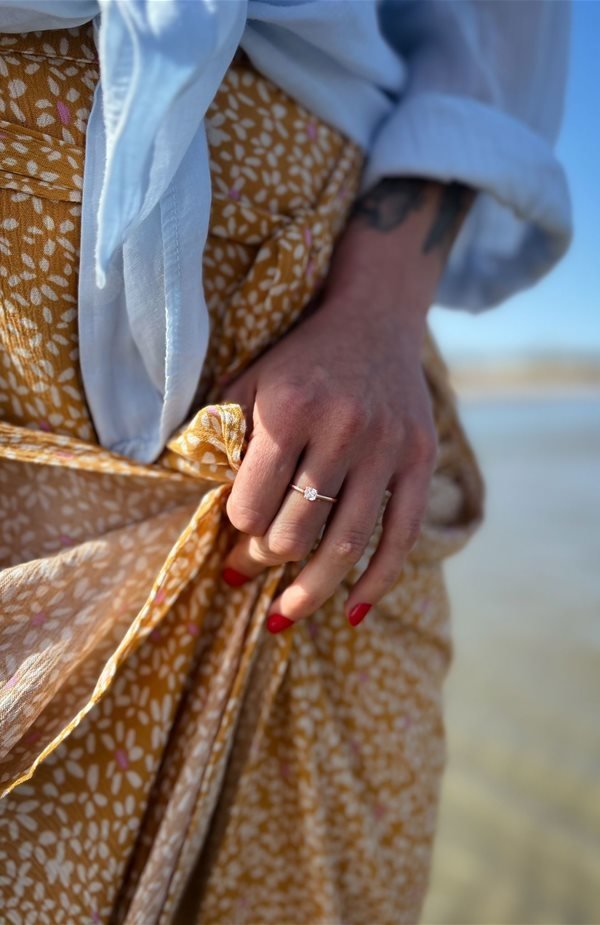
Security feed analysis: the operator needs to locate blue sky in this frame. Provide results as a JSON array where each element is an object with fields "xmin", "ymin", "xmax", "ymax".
[{"xmin": 430, "ymin": 0, "xmax": 600, "ymax": 362}]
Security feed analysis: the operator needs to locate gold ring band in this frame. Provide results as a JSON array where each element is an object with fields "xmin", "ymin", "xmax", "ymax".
[{"xmin": 290, "ymin": 483, "xmax": 338, "ymax": 504}]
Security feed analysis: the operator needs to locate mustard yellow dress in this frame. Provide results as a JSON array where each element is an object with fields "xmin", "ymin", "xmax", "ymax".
[{"xmin": 0, "ymin": 26, "xmax": 484, "ymax": 925}]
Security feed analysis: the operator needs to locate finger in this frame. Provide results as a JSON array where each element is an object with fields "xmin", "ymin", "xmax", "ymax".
[
  {"xmin": 263, "ymin": 464, "xmax": 390, "ymax": 630},
  {"xmin": 225, "ymin": 397, "xmax": 305, "ymax": 539},
  {"xmin": 222, "ymin": 451, "xmax": 345, "ymax": 584},
  {"xmin": 220, "ymin": 377, "xmax": 256, "ymax": 438},
  {"xmin": 344, "ymin": 463, "xmax": 432, "ymax": 622}
]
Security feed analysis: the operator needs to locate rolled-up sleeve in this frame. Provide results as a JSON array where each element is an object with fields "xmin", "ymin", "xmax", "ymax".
[{"xmin": 363, "ymin": 0, "xmax": 573, "ymax": 310}]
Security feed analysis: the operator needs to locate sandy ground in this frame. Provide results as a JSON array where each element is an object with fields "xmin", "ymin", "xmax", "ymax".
[{"xmin": 422, "ymin": 397, "xmax": 600, "ymax": 925}]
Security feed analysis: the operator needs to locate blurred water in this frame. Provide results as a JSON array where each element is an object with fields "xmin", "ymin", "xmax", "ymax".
[{"xmin": 423, "ymin": 397, "xmax": 600, "ymax": 925}]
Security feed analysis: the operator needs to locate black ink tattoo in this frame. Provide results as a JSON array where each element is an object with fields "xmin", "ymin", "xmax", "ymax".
[
  {"xmin": 353, "ymin": 177, "xmax": 471, "ymax": 255},
  {"xmin": 352, "ymin": 177, "xmax": 427, "ymax": 232},
  {"xmin": 422, "ymin": 182, "xmax": 470, "ymax": 254}
]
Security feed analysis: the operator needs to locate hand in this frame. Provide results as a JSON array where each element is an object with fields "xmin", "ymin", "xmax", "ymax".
[{"xmin": 220, "ymin": 178, "xmax": 473, "ymax": 631}]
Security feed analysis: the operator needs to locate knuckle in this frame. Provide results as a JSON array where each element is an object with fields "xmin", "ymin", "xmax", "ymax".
[
  {"xmin": 403, "ymin": 515, "xmax": 423, "ymax": 552},
  {"xmin": 226, "ymin": 496, "xmax": 268, "ymax": 536},
  {"xmin": 278, "ymin": 380, "xmax": 315, "ymax": 419},
  {"xmin": 267, "ymin": 523, "xmax": 314, "ymax": 562},
  {"xmin": 411, "ymin": 422, "xmax": 437, "ymax": 467},
  {"xmin": 331, "ymin": 529, "xmax": 370, "ymax": 566},
  {"xmin": 267, "ymin": 530, "xmax": 311, "ymax": 563},
  {"xmin": 247, "ymin": 540, "xmax": 278, "ymax": 567},
  {"xmin": 335, "ymin": 397, "xmax": 368, "ymax": 439},
  {"xmin": 378, "ymin": 564, "xmax": 402, "ymax": 592}
]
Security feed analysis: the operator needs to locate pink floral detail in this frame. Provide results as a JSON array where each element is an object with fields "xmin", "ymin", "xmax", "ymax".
[
  {"xmin": 38, "ymin": 419, "xmax": 51, "ymax": 432},
  {"xmin": 187, "ymin": 623, "xmax": 200, "ymax": 637},
  {"xmin": 303, "ymin": 226, "xmax": 312, "ymax": 249},
  {"xmin": 23, "ymin": 729, "xmax": 42, "ymax": 745},
  {"xmin": 305, "ymin": 258, "xmax": 315, "ymax": 279},
  {"xmin": 56, "ymin": 450, "xmax": 75, "ymax": 459},
  {"xmin": 407, "ymin": 884, "xmax": 425, "ymax": 904},
  {"xmin": 154, "ymin": 588, "xmax": 166, "ymax": 605},
  {"xmin": 372, "ymin": 801, "xmax": 387, "ymax": 820},
  {"xmin": 425, "ymin": 807, "xmax": 437, "ymax": 828},
  {"xmin": 91, "ymin": 910, "xmax": 101, "ymax": 923},
  {"xmin": 5, "ymin": 673, "xmax": 19, "ymax": 690},
  {"xmin": 56, "ymin": 100, "xmax": 70, "ymax": 125},
  {"xmin": 149, "ymin": 627, "xmax": 161, "ymax": 643},
  {"xmin": 307, "ymin": 621, "xmax": 319, "ymax": 640},
  {"xmin": 59, "ymin": 534, "xmax": 75, "ymax": 546},
  {"xmin": 31, "ymin": 610, "xmax": 47, "ymax": 626},
  {"xmin": 228, "ymin": 186, "xmax": 241, "ymax": 201},
  {"xmin": 306, "ymin": 120, "xmax": 318, "ymax": 140},
  {"xmin": 115, "ymin": 748, "xmax": 129, "ymax": 770}
]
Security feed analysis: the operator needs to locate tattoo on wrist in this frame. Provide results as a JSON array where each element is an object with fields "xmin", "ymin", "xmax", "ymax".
[
  {"xmin": 422, "ymin": 182, "xmax": 470, "ymax": 254},
  {"xmin": 353, "ymin": 177, "xmax": 471, "ymax": 255},
  {"xmin": 352, "ymin": 178, "xmax": 427, "ymax": 233}
]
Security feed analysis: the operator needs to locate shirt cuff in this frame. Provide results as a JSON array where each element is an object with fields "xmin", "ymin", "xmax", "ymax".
[{"xmin": 361, "ymin": 91, "xmax": 573, "ymax": 310}]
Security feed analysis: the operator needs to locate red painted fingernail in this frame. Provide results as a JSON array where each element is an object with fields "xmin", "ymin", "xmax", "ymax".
[
  {"xmin": 222, "ymin": 567, "xmax": 250, "ymax": 587},
  {"xmin": 348, "ymin": 603, "xmax": 371, "ymax": 627},
  {"xmin": 267, "ymin": 613, "xmax": 295, "ymax": 634}
]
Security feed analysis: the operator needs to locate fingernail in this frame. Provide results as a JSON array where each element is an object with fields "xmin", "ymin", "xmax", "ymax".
[
  {"xmin": 267, "ymin": 613, "xmax": 295, "ymax": 634},
  {"xmin": 222, "ymin": 567, "xmax": 251, "ymax": 587},
  {"xmin": 348, "ymin": 602, "xmax": 371, "ymax": 627}
]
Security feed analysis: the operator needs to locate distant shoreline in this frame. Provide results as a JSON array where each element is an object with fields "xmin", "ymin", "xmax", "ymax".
[
  {"xmin": 453, "ymin": 383, "xmax": 600, "ymax": 401},
  {"xmin": 448, "ymin": 359, "xmax": 600, "ymax": 401}
]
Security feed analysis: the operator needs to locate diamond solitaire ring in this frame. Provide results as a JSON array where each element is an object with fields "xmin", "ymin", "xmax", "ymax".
[{"xmin": 290, "ymin": 483, "xmax": 338, "ymax": 504}]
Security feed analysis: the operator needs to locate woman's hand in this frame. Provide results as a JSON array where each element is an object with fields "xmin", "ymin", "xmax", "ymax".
[{"xmin": 220, "ymin": 177, "xmax": 474, "ymax": 631}]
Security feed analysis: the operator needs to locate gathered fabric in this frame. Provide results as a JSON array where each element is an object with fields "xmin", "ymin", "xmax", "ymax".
[{"xmin": 0, "ymin": 27, "xmax": 484, "ymax": 925}]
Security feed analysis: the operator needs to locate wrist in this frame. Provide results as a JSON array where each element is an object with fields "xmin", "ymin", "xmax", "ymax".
[{"xmin": 320, "ymin": 177, "xmax": 474, "ymax": 334}]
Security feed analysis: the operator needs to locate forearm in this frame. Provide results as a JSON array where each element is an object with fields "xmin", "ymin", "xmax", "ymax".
[{"xmin": 322, "ymin": 177, "xmax": 475, "ymax": 337}]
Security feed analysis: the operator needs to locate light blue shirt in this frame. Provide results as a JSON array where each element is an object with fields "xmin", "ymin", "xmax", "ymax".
[{"xmin": 0, "ymin": 1, "xmax": 572, "ymax": 462}]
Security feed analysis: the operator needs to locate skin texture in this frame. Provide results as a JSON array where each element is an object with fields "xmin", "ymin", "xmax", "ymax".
[{"xmin": 219, "ymin": 177, "xmax": 475, "ymax": 629}]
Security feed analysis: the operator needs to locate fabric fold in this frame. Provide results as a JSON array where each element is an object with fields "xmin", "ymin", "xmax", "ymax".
[
  {"xmin": 0, "ymin": 403, "xmax": 247, "ymax": 797},
  {"xmin": 0, "ymin": 118, "xmax": 82, "ymax": 200}
]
